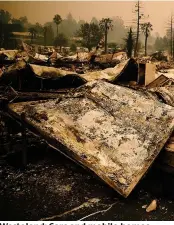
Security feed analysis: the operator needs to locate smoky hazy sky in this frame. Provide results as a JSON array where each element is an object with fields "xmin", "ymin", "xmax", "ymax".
[{"xmin": 0, "ymin": 1, "xmax": 173, "ymax": 36}]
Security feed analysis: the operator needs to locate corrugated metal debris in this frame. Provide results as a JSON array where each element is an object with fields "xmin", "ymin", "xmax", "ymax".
[
  {"xmin": 2, "ymin": 43, "xmax": 174, "ymax": 200},
  {"xmin": 80, "ymin": 59, "xmax": 131, "ymax": 82},
  {"xmin": 0, "ymin": 59, "xmax": 133, "ymax": 90},
  {"xmin": 0, "ymin": 50, "xmax": 18, "ymax": 60},
  {"xmin": 147, "ymin": 75, "xmax": 174, "ymax": 88},
  {"xmin": 29, "ymin": 64, "xmax": 79, "ymax": 79},
  {"xmin": 8, "ymin": 80, "xmax": 174, "ymax": 197}
]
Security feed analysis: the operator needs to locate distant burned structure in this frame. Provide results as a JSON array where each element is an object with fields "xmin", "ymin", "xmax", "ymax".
[
  {"xmin": 0, "ymin": 57, "xmax": 161, "ymax": 92},
  {"xmin": 11, "ymin": 32, "xmax": 32, "ymax": 44}
]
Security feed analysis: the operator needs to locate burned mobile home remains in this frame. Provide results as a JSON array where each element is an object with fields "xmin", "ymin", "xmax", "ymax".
[{"xmin": 1, "ymin": 42, "xmax": 174, "ymax": 202}]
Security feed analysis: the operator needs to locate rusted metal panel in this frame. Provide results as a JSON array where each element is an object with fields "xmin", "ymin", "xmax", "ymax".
[
  {"xmin": 138, "ymin": 63, "xmax": 156, "ymax": 86},
  {"xmin": 147, "ymin": 75, "xmax": 174, "ymax": 88},
  {"xmin": 145, "ymin": 63, "xmax": 157, "ymax": 86},
  {"xmin": 8, "ymin": 80, "xmax": 174, "ymax": 197}
]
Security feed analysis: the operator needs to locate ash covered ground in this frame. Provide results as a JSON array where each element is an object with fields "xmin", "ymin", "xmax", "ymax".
[{"xmin": 0, "ymin": 125, "xmax": 174, "ymax": 221}]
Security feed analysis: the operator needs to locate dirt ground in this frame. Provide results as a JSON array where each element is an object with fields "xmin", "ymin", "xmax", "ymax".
[{"xmin": 0, "ymin": 119, "xmax": 174, "ymax": 221}]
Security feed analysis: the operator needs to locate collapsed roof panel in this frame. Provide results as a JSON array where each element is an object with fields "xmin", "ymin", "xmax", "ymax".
[
  {"xmin": 95, "ymin": 52, "xmax": 127, "ymax": 63},
  {"xmin": 8, "ymin": 80, "xmax": 174, "ymax": 197},
  {"xmin": 147, "ymin": 75, "xmax": 174, "ymax": 88},
  {"xmin": 0, "ymin": 50, "xmax": 18, "ymax": 60},
  {"xmin": 79, "ymin": 59, "xmax": 131, "ymax": 82},
  {"xmin": 28, "ymin": 58, "xmax": 131, "ymax": 82},
  {"xmin": 111, "ymin": 58, "xmax": 138, "ymax": 84},
  {"xmin": 0, "ymin": 61, "xmax": 86, "ymax": 90},
  {"xmin": 0, "ymin": 59, "xmax": 133, "ymax": 90},
  {"xmin": 29, "ymin": 64, "xmax": 79, "ymax": 79}
]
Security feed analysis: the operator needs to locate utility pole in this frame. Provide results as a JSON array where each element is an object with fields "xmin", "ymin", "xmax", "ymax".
[
  {"xmin": 164, "ymin": 13, "xmax": 173, "ymax": 60},
  {"xmin": 133, "ymin": 0, "xmax": 144, "ymax": 57},
  {"xmin": 134, "ymin": 0, "xmax": 140, "ymax": 57},
  {"xmin": 171, "ymin": 15, "xmax": 173, "ymax": 58}
]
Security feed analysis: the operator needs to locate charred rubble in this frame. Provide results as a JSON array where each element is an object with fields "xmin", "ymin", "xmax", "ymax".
[{"xmin": 1, "ymin": 43, "xmax": 174, "ymax": 220}]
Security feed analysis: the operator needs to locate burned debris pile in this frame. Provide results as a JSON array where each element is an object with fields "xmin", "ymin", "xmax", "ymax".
[
  {"xmin": 8, "ymin": 80, "xmax": 174, "ymax": 197},
  {"xmin": 1, "ymin": 42, "xmax": 174, "ymax": 200}
]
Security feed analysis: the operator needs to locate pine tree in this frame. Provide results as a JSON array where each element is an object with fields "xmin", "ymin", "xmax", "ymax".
[{"xmin": 125, "ymin": 28, "xmax": 134, "ymax": 58}]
